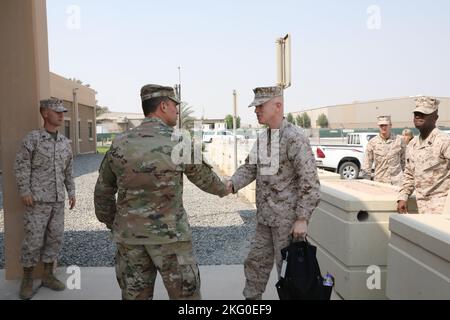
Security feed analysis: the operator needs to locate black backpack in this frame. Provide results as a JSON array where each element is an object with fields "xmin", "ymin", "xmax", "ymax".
[{"xmin": 275, "ymin": 239, "xmax": 334, "ymax": 300}]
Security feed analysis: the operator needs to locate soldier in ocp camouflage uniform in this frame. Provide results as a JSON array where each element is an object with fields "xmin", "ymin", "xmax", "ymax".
[
  {"xmin": 229, "ymin": 86, "xmax": 320, "ymax": 300},
  {"xmin": 398, "ymin": 96, "xmax": 450, "ymax": 214},
  {"xmin": 94, "ymin": 84, "xmax": 229, "ymax": 300},
  {"xmin": 361, "ymin": 115, "xmax": 406, "ymax": 186},
  {"xmin": 14, "ymin": 99, "xmax": 76, "ymax": 300}
]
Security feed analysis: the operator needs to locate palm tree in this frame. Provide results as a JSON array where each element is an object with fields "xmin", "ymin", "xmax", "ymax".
[{"xmin": 179, "ymin": 102, "xmax": 196, "ymax": 130}]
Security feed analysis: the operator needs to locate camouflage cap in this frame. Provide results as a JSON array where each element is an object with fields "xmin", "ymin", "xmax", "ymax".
[
  {"xmin": 40, "ymin": 98, "xmax": 67, "ymax": 113},
  {"xmin": 140, "ymin": 84, "xmax": 180, "ymax": 105},
  {"xmin": 248, "ymin": 86, "xmax": 283, "ymax": 108},
  {"xmin": 413, "ymin": 96, "xmax": 440, "ymax": 115},
  {"xmin": 377, "ymin": 115, "xmax": 391, "ymax": 126}
]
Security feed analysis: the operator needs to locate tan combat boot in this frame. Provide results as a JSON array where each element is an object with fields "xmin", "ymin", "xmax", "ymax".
[
  {"xmin": 19, "ymin": 267, "xmax": 34, "ymax": 300},
  {"xmin": 41, "ymin": 263, "xmax": 65, "ymax": 291}
]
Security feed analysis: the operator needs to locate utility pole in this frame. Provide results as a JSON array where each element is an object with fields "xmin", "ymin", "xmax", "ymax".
[
  {"xmin": 176, "ymin": 66, "xmax": 182, "ymax": 129},
  {"xmin": 233, "ymin": 90, "xmax": 238, "ymax": 171},
  {"xmin": 276, "ymin": 34, "xmax": 291, "ymax": 89}
]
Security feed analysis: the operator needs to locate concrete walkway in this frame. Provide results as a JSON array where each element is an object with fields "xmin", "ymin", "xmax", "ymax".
[{"xmin": 0, "ymin": 265, "xmax": 281, "ymax": 300}]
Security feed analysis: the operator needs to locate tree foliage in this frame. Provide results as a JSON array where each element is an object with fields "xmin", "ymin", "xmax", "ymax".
[
  {"xmin": 96, "ymin": 106, "xmax": 110, "ymax": 117},
  {"xmin": 296, "ymin": 113, "xmax": 311, "ymax": 128},
  {"xmin": 286, "ymin": 113, "xmax": 295, "ymax": 124},
  {"xmin": 180, "ymin": 102, "xmax": 196, "ymax": 130},
  {"xmin": 225, "ymin": 115, "xmax": 241, "ymax": 129},
  {"xmin": 317, "ymin": 113, "xmax": 329, "ymax": 128}
]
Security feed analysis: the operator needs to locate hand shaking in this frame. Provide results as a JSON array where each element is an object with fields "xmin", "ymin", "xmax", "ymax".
[{"xmin": 224, "ymin": 179, "xmax": 234, "ymax": 196}]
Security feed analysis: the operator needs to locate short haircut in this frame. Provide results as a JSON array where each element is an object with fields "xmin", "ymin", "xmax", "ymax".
[
  {"xmin": 142, "ymin": 97, "xmax": 169, "ymax": 117},
  {"xmin": 39, "ymin": 107, "xmax": 48, "ymax": 116},
  {"xmin": 402, "ymin": 129, "xmax": 413, "ymax": 138}
]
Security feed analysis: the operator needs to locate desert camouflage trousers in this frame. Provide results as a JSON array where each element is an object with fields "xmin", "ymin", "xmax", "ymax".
[
  {"xmin": 243, "ymin": 222, "xmax": 293, "ymax": 300},
  {"xmin": 417, "ymin": 196, "xmax": 447, "ymax": 214},
  {"xmin": 115, "ymin": 241, "xmax": 201, "ymax": 300},
  {"xmin": 21, "ymin": 202, "xmax": 65, "ymax": 267}
]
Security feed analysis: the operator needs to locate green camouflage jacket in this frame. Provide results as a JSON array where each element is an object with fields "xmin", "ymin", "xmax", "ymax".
[{"xmin": 94, "ymin": 117, "xmax": 227, "ymax": 245}]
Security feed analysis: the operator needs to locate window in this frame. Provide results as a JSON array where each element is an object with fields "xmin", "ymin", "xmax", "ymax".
[
  {"xmin": 64, "ymin": 120, "xmax": 71, "ymax": 139},
  {"xmin": 88, "ymin": 121, "xmax": 93, "ymax": 139}
]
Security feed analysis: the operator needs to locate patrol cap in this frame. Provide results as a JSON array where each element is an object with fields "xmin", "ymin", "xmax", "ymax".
[
  {"xmin": 377, "ymin": 115, "xmax": 391, "ymax": 126},
  {"xmin": 248, "ymin": 86, "xmax": 283, "ymax": 108},
  {"xmin": 40, "ymin": 98, "xmax": 67, "ymax": 113},
  {"xmin": 413, "ymin": 96, "xmax": 440, "ymax": 115},
  {"xmin": 140, "ymin": 84, "xmax": 180, "ymax": 105}
]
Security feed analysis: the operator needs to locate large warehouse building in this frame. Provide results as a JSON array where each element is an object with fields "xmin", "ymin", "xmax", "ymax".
[{"xmin": 293, "ymin": 96, "xmax": 450, "ymax": 129}]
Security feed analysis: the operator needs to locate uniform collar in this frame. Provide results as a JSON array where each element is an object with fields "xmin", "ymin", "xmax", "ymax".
[
  {"xmin": 39, "ymin": 128, "xmax": 64, "ymax": 142},
  {"xmin": 266, "ymin": 118, "xmax": 289, "ymax": 141},
  {"xmin": 418, "ymin": 128, "xmax": 439, "ymax": 147},
  {"xmin": 268, "ymin": 118, "xmax": 288, "ymax": 133},
  {"xmin": 378, "ymin": 133, "xmax": 395, "ymax": 142},
  {"xmin": 142, "ymin": 117, "xmax": 172, "ymax": 129},
  {"xmin": 280, "ymin": 118, "xmax": 289, "ymax": 135}
]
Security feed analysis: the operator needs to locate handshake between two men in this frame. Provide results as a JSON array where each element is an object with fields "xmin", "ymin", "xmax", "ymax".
[
  {"xmin": 93, "ymin": 84, "xmax": 321, "ymax": 300},
  {"xmin": 222, "ymin": 177, "xmax": 309, "ymax": 240}
]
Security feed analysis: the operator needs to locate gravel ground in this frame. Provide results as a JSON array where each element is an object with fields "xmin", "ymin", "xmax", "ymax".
[{"xmin": 0, "ymin": 153, "xmax": 256, "ymax": 268}]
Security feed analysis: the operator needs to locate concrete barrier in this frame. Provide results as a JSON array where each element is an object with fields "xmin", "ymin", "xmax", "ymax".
[
  {"xmin": 443, "ymin": 193, "xmax": 450, "ymax": 215},
  {"xmin": 206, "ymin": 141, "xmax": 340, "ymax": 205},
  {"xmin": 386, "ymin": 214, "xmax": 450, "ymax": 300},
  {"xmin": 308, "ymin": 179, "xmax": 418, "ymax": 300},
  {"xmin": 206, "ymin": 139, "xmax": 257, "ymax": 204},
  {"xmin": 205, "ymin": 139, "xmax": 450, "ymax": 300}
]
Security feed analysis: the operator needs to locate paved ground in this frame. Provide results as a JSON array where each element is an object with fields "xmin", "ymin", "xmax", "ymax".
[{"xmin": 0, "ymin": 266, "xmax": 285, "ymax": 300}]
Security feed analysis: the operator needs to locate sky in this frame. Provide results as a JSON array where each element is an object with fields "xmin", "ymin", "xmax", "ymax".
[{"xmin": 46, "ymin": 0, "xmax": 450, "ymax": 125}]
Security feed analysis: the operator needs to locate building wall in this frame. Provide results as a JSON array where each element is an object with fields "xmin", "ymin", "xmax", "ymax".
[
  {"xmin": 96, "ymin": 120, "xmax": 121, "ymax": 134},
  {"xmin": 294, "ymin": 97, "xmax": 450, "ymax": 129},
  {"xmin": 96, "ymin": 118, "xmax": 143, "ymax": 134},
  {"xmin": 198, "ymin": 120, "xmax": 226, "ymax": 131},
  {"xmin": 96, "ymin": 112, "xmax": 145, "ymax": 134},
  {"xmin": 78, "ymin": 104, "xmax": 96, "ymax": 154},
  {"xmin": 0, "ymin": 0, "xmax": 51, "ymax": 280},
  {"xmin": 292, "ymin": 108, "xmax": 329, "ymax": 128},
  {"xmin": 61, "ymin": 99, "xmax": 74, "ymax": 144},
  {"xmin": 50, "ymin": 73, "xmax": 96, "ymax": 107},
  {"xmin": 49, "ymin": 72, "xmax": 97, "ymax": 154}
]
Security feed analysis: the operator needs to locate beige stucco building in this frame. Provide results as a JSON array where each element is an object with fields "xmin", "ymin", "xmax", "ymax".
[
  {"xmin": 50, "ymin": 72, "xmax": 97, "ymax": 154},
  {"xmin": 96, "ymin": 112, "xmax": 144, "ymax": 134},
  {"xmin": 293, "ymin": 96, "xmax": 450, "ymax": 129}
]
